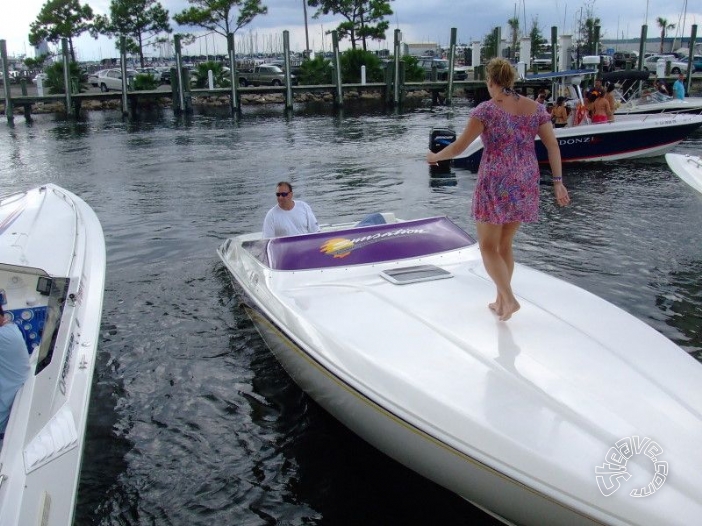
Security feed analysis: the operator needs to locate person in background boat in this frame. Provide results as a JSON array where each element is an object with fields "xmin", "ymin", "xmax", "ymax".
[
  {"xmin": 262, "ymin": 181, "xmax": 320, "ymax": 238},
  {"xmin": 672, "ymin": 73, "xmax": 686, "ymax": 100},
  {"xmin": 534, "ymin": 89, "xmax": 549, "ymax": 104},
  {"xmin": 587, "ymin": 90, "xmax": 612, "ymax": 124},
  {"xmin": 604, "ymin": 83, "xmax": 618, "ymax": 122},
  {"xmin": 551, "ymin": 96, "xmax": 569, "ymax": 128},
  {"xmin": 0, "ymin": 304, "xmax": 31, "ymax": 437},
  {"xmin": 585, "ymin": 78, "xmax": 604, "ymax": 100},
  {"xmin": 426, "ymin": 57, "xmax": 570, "ymax": 321},
  {"xmin": 656, "ymin": 79, "xmax": 670, "ymax": 95}
]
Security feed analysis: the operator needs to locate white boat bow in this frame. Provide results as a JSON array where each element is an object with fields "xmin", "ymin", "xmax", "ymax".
[
  {"xmin": 665, "ymin": 153, "xmax": 702, "ymax": 195},
  {"xmin": 0, "ymin": 184, "xmax": 106, "ymax": 525},
  {"xmin": 218, "ymin": 215, "xmax": 702, "ymax": 526}
]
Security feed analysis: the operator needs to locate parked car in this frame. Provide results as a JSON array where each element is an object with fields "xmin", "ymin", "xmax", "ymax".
[
  {"xmin": 532, "ymin": 53, "xmax": 553, "ymax": 70},
  {"xmin": 96, "ymin": 68, "xmax": 138, "ymax": 92},
  {"xmin": 237, "ymin": 64, "xmax": 297, "ymax": 87},
  {"xmin": 613, "ymin": 51, "xmax": 637, "ymax": 69},
  {"xmin": 693, "ymin": 55, "xmax": 702, "ymax": 73},
  {"xmin": 88, "ymin": 69, "xmax": 109, "ymax": 87},
  {"xmin": 652, "ymin": 56, "xmax": 690, "ymax": 75},
  {"xmin": 600, "ymin": 55, "xmax": 614, "ymax": 72},
  {"xmin": 418, "ymin": 58, "xmax": 469, "ymax": 81},
  {"xmin": 136, "ymin": 67, "xmax": 160, "ymax": 81}
]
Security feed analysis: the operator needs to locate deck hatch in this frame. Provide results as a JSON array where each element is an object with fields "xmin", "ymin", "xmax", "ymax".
[{"xmin": 381, "ymin": 264, "xmax": 452, "ymax": 285}]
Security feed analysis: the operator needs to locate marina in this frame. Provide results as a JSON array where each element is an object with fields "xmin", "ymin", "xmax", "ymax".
[{"xmin": 0, "ymin": 102, "xmax": 700, "ymax": 524}]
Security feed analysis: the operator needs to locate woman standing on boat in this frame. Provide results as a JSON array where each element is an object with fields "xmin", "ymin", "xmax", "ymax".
[{"xmin": 426, "ymin": 57, "xmax": 569, "ymax": 321}]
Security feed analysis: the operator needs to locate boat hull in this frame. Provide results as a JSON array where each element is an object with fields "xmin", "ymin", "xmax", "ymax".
[
  {"xmin": 0, "ymin": 185, "xmax": 106, "ymax": 526},
  {"xmin": 453, "ymin": 114, "xmax": 702, "ymax": 171},
  {"xmin": 243, "ymin": 303, "xmax": 602, "ymax": 525},
  {"xmin": 665, "ymin": 153, "xmax": 702, "ymax": 195}
]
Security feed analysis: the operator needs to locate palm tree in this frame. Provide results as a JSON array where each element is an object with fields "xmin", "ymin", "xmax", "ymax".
[
  {"xmin": 508, "ymin": 17, "xmax": 520, "ymax": 60},
  {"xmin": 656, "ymin": 17, "xmax": 676, "ymax": 54}
]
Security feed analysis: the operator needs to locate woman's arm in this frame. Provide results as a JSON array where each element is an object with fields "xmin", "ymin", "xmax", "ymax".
[{"xmin": 537, "ymin": 122, "xmax": 570, "ymax": 206}]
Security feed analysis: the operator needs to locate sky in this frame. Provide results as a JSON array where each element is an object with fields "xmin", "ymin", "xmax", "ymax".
[{"xmin": 1, "ymin": 0, "xmax": 700, "ymax": 62}]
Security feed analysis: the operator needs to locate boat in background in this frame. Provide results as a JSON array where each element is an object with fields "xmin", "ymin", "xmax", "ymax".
[
  {"xmin": 665, "ymin": 153, "xmax": 702, "ymax": 195},
  {"xmin": 447, "ymin": 112, "xmax": 702, "ymax": 171},
  {"xmin": 0, "ymin": 185, "xmax": 106, "ymax": 525},
  {"xmin": 218, "ymin": 214, "xmax": 702, "ymax": 526},
  {"xmin": 434, "ymin": 68, "xmax": 702, "ymax": 171},
  {"xmin": 615, "ymin": 91, "xmax": 702, "ymax": 115}
]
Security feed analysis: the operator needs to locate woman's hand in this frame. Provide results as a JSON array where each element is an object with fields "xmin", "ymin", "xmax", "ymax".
[
  {"xmin": 426, "ymin": 151, "xmax": 439, "ymax": 165},
  {"xmin": 554, "ymin": 182, "xmax": 570, "ymax": 206}
]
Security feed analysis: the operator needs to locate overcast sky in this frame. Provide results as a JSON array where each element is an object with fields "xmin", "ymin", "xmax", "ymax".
[{"xmin": 1, "ymin": 0, "xmax": 700, "ymax": 61}]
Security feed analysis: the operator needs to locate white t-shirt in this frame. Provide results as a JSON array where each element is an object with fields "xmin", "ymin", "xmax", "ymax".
[{"xmin": 262, "ymin": 200, "xmax": 320, "ymax": 238}]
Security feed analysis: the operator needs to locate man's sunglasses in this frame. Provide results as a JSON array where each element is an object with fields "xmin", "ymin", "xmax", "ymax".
[{"xmin": 276, "ymin": 192, "xmax": 290, "ymax": 197}]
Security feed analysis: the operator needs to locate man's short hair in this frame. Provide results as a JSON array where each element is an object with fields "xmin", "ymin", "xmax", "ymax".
[{"xmin": 277, "ymin": 181, "xmax": 293, "ymax": 192}]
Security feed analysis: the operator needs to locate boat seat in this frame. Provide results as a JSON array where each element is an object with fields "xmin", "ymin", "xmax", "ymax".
[{"xmin": 6, "ymin": 306, "xmax": 47, "ymax": 355}]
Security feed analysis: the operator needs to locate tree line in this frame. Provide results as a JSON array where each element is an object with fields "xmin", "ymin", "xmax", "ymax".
[{"xmin": 26, "ymin": 0, "xmax": 394, "ymax": 69}]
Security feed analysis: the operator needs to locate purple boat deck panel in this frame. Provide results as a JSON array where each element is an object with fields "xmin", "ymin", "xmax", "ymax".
[{"xmin": 243, "ymin": 217, "xmax": 477, "ymax": 271}]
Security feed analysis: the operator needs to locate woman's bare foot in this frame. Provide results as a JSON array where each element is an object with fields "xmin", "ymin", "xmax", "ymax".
[
  {"xmin": 499, "ymin": 300, "xmax": 521, "ymax": 321},
  {"xmin": 488, "ymin": 300, "xmax": 502, "ymax": 315}
]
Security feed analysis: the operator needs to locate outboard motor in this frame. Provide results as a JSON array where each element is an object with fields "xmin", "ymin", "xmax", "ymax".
[{"xmin": 429, "ymin": 127, "xmax": 456, "ymax": 173}]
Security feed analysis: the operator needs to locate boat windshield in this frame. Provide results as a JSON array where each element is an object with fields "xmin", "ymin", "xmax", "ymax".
[
  {"xmin": 635, "ymin": 91, "xmax": 673, "ymax": 105},
  {"xmin": 244, "ymin": 216, "xmax": 476, "ymax": 271}
]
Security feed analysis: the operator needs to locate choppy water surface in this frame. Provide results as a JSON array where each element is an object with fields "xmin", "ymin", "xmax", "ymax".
[{"xmin": 1, "ymin": 101, "xmax": 701, "ymax": 525}]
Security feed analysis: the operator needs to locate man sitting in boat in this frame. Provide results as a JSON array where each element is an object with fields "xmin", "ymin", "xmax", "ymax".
[
  {"xmin": 0, "ymin": 304, "xmax": 31, "ymax": 438},
  {"xmin": 263, "ymin": 181, "xmax": 320, "ymax": 238}
]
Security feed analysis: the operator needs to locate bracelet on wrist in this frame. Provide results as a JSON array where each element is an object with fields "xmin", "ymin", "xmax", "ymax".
[{"xmin": 552, "ymin": 176, "xmax": 562, "ymax": 182}]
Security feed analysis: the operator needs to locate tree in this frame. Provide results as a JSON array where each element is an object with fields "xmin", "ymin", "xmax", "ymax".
[
  {"xmin": 173, "ymin": 0, "xmax": 267, "ymax": 38},
  {"xmin": 507, "ymin": 17, "xmax": 519, "ymax": 61},
  {"xmin": 93, "ymin": 0, "xmax": 172, "ymax": 69},
  {"xmin": 308, "ymin": 0, "xmax": 393, "ymax": 51},
  {"xmin": 298, "ymin": 55, "xmax": 333, "ymax": 84},
  {"xmin": 28, "ymin": 0, "xmax": 95, "ymax": 62},
  {"xmin": 340, "ymin": 48, "xmax": 383, "ymax": 81},
  {"xmin": 43, "ymin": 60, "xmax": 88, "ymax": 94},
  {"xmin": 656, "ymin": 17, "xmax": 675, "ymax": 54},
  {"xmin": 529, "ymin": 17, "xmax": 547, "ymax": 58}
]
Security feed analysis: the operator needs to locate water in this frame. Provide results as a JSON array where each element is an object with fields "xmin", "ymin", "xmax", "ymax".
[{"xmin": 1, "ymin": 101, "xmax": 701, "ymax": 525}]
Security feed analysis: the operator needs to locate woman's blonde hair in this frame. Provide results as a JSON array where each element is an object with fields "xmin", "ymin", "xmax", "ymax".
[{"xmin": 486, "ymin": 58, "xmax": 516, "ymax": 89}]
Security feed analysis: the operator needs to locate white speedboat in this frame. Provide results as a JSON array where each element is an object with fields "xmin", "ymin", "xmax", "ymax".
[
  {"xmin": 665, "ymin": 153, "xmax": 702, "ymax": 195},
  {"xmin": 0, "ymin": 185, "xmax": 106, "ymax": 525},
  {"xmin": 218, "ymin": 214, "xmax": 702, "ymax": 526},
  {"xmin": 450, "ymin": 113, "xmax": 702, "ymax": 170},
  {"xmin": 615, "ymin": 91, "xmax": 702, "ymax": 115}
]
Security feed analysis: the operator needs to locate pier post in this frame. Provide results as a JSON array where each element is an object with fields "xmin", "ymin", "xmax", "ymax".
[
  {"xmin": 686, "ymin": 25, "xmax": 697, "ymax": 95},
  {"xmin": 283, "ymin": 30, "xmax": 293, "ymax": 109},
  {"xmin": 120, "ymin": 36, "xmax": 129, "ymax": 116},
  {"xmin": 638, "ymin": 25, "xmax": 647, "ymax": 70},
  {"xmin": 174, "ymin": 35, "xmax": 186, "ymax": 114},
  {"xmin": 446, "ymin": 28, "xmax": 457, "ymax": 105},
  {"xmin": 393, "ymin": 29, "xmax": 401, "ymax": 106},
  {"xmin": 227, "ymin": 33, "xmax": 239, "ymax": 113},
  {"xmin": 61, "ymin": 38, "xmax": 72, "ymax": 117},
  {"xmin": 550, "ymin": 27, "xmax": 557, "ymax": 72},
  {"xmin": 332, "ymin": 31, "xmax": 343, "ymax": 107},
  {"xmin": 20, "ymin": 79, "xmax": 32, "ymax": 120},
  {"xmin": 1, "ymin": 40, "xmax": 13, "ymax": 123}
]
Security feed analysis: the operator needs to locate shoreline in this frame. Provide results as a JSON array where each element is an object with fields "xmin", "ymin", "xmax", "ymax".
[{"xmin": 0, "ymin": 87, "xmax": 449, "ymax": 115}]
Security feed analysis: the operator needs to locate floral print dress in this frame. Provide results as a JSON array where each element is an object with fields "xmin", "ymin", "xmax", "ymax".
[{"xmin": 470, "ymin": 100, "xmax": 551, "ymax": 224}]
